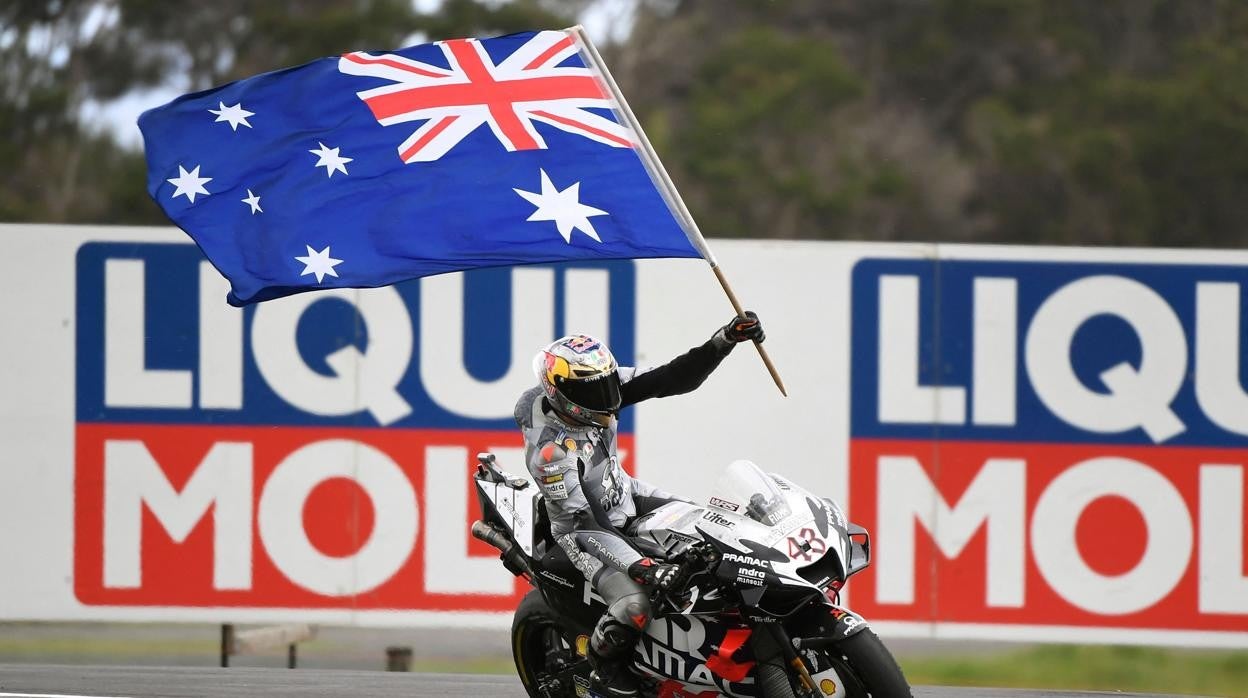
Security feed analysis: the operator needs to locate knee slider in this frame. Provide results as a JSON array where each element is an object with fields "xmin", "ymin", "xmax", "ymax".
[{"xmin": 608, "ymin": 592, "xmax": 652, "ymax": 631}]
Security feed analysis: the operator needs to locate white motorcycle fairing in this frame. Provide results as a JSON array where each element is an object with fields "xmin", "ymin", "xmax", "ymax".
[
  {"xmin": 632, "ymin": 460, "xmax": 856, "ymax": 604},
  {"xmin": 473, "ymin": 455, "xmax": 873, "ymax": 698}
]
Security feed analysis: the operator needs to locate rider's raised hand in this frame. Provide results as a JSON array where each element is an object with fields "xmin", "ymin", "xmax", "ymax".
[
  {"xmin": 628, "ymin": 558, "xmax": 685, "ymax": 591},
  {"xmin": 717, "ymin": 311, "xmax": 765, "ymax": 344}
]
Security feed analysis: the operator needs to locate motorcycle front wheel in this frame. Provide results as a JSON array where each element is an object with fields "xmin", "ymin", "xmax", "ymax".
[
  {"xmin": 759, "ymin": 628, "xmax": 911, "ymax": 698},
  {"xmin": 820, "ymin": 629, "xmax": 912, "ymax": 698}
]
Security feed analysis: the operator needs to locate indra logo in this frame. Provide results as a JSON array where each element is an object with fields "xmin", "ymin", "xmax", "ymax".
[
  {"xmin": 73, "ymin": 242, "xmax": 636, "ymax": 611},
  {"xmin": 848, "ymin": 257, "xmax": 1248, "ymax": 638}
]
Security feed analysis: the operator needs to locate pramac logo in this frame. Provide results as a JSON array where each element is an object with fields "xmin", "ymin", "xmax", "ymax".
[{"xmin": 72, "ymin": 241, "xmax": 636, "ymax": 611}]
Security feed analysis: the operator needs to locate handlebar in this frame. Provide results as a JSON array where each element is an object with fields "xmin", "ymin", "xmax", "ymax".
[
  {"xmin": 653, "ymin": 542, "xmax": 721, "ymax": 610},
  {"xmin": 678, "ymin": 541, "xmax": 722, "ymax": 573}
]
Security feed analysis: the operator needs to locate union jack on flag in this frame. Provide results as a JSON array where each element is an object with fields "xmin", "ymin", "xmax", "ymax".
[
  {"xmin": 138, "ymin": 30, "xmax": 699, "ymax": 306},
  {"xmin": 340, "ymin": 32, "xmax": 631, "ymax": 162}
]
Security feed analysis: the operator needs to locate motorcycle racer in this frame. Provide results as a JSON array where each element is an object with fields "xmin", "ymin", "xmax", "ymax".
[{"xmin": 514, "ymin": 313, "xmax": 765, "ymax": 696}]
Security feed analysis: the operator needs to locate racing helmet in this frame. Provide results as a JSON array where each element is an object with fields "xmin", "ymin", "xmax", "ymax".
[{"xmin": 533, "ymin": 334, "xmax": 622, "ymax": 428}]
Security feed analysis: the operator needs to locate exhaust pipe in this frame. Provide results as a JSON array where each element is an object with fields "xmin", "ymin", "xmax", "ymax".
[
  {"xmin": 472, "ymin": 520, "xmax": 533, "ymax": 578},
  {"xmin": 471, "ymin": 520, "xmax": 512, "ymax": 550}
]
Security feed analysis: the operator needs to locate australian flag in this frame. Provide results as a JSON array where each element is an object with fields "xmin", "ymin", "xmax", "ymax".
[{"xmin": 139, "ymin": 30, "xmax": 701, "ymax": 306}]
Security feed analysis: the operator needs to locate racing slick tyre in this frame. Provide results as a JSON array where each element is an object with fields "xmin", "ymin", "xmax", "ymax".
[
  {"xmin": 512, "ymin": 590, "xmax": 585, "ymax": 698},
  {"xmin": 756, "ymin": 657, "xmax": 800, "ymax": 698},
  {"xmin": 759, "ymin": 628, "xmax": 912, "ymax": 698},
  {"xmin": 830, "ymin": 629, "xmax": 913, "ymax": 697}
]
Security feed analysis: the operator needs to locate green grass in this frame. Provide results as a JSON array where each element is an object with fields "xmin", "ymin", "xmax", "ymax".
[
  {"xmin": 415, "ymin": 644, "xmax": 1248, "ymax": 696},
  {"xmin": 404, "ymin": 657, "xmax": 513, "ymax": 675},
  {"xmin": 900, "ymin": 644, "xmax": 1248, "ymax": 697},
  {"xmin": 0, "ymin": 636, "xmax": 217, "ymax": 657},
  {"xmin": 2, "ymin": 627, "xmax": 1245, "ymax": 695},
  {"xmin": 357, "ymin": 643, "xmax": 1248, "ymax": 696}
]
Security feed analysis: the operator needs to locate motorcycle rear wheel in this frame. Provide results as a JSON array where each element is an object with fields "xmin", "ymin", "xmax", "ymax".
[{"xmin": 512, "ymin": 590, "xmax": 586, "ymax": 698}]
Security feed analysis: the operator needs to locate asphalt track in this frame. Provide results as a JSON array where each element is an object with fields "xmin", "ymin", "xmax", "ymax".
[{"xmin": 0, "ymin": 665, "xmax": 1204, "ymax": 698}]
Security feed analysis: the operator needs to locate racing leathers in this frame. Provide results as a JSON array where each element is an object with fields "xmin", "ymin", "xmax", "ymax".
[{"xmin": 515, "ymin": 332, "xmax": 741, "ymax": 693}]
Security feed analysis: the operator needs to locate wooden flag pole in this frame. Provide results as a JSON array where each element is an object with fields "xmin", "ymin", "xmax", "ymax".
[{"xmin": 569, "ymin": 26, "xmax": 788, "ymax": 397}]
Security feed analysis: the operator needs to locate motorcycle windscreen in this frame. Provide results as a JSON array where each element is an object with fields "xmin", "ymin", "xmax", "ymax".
[{"xmin": 710, "ymin": 459, "xmax": 793, "ymax": 526}]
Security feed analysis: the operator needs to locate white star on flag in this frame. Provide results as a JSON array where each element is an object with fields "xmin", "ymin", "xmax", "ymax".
[
  {"xmin": 513, "ymin": 169, "xmax": 608, "ymax": 243},
  {"xmin": 241, "ymin": 189, "xmax": 263, "ymax": 214},
  {"xmin": 309, "ymin": 142, "xmax": 352, "ymax": 177},
  {"xmin": 295, "ymin": 245, "xmax": 343, "ymax": 283},
  {"xmin": 167, "ymin": 165, "xmax": 212, "ymax": 203},
  {"xmin": 209, "ymin": 102, "xmax": 254, "ymax": 130}
]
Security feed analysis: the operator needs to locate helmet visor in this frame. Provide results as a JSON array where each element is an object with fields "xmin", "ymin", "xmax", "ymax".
[{"xmin": 555, "ymin": 370, "xmax": 622, "ymax": 414}]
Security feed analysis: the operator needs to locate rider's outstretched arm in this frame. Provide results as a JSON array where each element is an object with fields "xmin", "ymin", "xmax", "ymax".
[{"xmin": 619, "ymin": 312, "xmax": 765, "ymax": 407}]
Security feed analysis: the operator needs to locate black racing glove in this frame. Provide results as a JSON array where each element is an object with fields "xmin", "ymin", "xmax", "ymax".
[
  {"xmin": 628, "ymin": 558, "xmax": 685, "ymax": 591},
  {"xmin": 719, "ymin": 311, "xmax": 765, "ymax": 344}
]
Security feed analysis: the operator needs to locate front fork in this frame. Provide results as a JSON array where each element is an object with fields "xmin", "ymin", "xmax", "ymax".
[
  {"xmin": 750, "ymin": 623, "xmax": 819, "ymax": 697},
  {"xmin": 749, "ymin": 604, "xmax": 870, "ymax": 697}
]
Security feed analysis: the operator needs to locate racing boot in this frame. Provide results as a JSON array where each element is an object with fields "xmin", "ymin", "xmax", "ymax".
[{"xmin": 587, "ymin": 619, "xmax": 641, "ymax": 697}]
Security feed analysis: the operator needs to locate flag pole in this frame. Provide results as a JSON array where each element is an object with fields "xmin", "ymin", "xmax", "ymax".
[{"xmin": 569, "ymin": 26, "xmax": 787, "ymax": 397}]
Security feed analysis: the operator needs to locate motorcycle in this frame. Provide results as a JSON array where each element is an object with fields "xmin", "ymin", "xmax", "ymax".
[{"xmin": 471, "ymin": 453, "xmax": 912, "ymax": 698}]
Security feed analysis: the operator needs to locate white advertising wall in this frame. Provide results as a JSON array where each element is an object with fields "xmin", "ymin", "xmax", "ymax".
[{"xmin": 0, "ymin": 224, "xmax": 1245, "ymax": 647}]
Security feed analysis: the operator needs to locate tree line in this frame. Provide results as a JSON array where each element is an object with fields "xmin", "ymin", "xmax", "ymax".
[{"xmin": 4, "ymin": 0, "xmax": 1246, "ymax": 247}]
